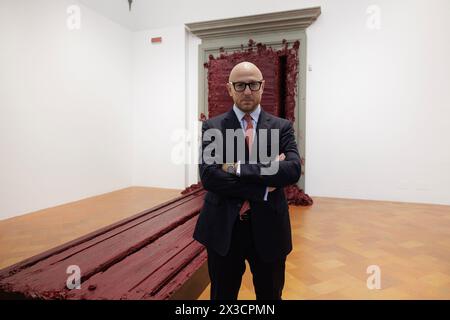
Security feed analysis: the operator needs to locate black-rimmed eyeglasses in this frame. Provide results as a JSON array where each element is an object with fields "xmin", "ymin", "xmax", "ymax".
[{"xmin": 229, "ymin": 81, "xmax": 264, "ymax": 92}]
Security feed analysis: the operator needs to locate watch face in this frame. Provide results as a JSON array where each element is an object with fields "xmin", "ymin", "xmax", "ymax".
[{"xmin": 226, "ymin": 165, "xmax": 235, "ymax": 174}]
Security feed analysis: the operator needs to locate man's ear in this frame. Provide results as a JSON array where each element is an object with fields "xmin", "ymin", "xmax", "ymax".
[
  {"xmin": 260, "ymin": 80, "xmax": 265, "ymax": 93},
  {"xmin": 226, "ymin": 82, "xmax": 233, "ymax": 97}
]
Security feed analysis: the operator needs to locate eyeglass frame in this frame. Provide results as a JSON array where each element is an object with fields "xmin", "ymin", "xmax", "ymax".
[{"xmin": 229, "ymin": 80, "xmax": 264, "ymax": 92}]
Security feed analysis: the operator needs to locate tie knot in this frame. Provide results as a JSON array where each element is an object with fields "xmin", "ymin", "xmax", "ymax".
[{"xmin": 243, "ymin": 113, "xmax": 253, "ymax": 124}]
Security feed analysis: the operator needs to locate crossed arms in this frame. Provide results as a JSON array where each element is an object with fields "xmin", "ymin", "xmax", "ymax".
[{"xmin": 199, "ymin": 119, "xmax": 302, "ymax": 202}]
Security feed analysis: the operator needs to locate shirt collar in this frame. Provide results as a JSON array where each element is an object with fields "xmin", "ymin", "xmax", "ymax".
[{"xmin": 232, "ymin": 104, "xmax": 261, "ymax": 124}]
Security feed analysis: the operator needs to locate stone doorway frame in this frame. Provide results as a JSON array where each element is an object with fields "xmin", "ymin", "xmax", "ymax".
[{"xmin": 186, "ymin": 7, "xmax": 321, "ymax": 190}]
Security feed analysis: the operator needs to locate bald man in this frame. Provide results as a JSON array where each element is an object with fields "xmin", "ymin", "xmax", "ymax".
[{"xmin": 193, "ymin": 62, "xmax": 301, "ymax": 300}]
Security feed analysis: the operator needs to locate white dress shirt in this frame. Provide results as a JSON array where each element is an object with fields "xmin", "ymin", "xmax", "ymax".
[{"xmin": 232, "ymin": 104, "xmax": 269, "ymax": 201}]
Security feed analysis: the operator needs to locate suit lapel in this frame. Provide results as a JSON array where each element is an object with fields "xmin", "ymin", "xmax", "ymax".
[
  {"xmin": 223, "ymin": 109, "xmax": 242, "ymax": 131},
  {"xmin": 223, "ymin": 109, "xmax": 245, "ymax": 163},
  {"xmin": 254, "ymin": 110, "xmax": 272, "ymax": 162},
  {"xmin": 222, "ymin": 108, "xmax": 273, "ymax": 163}
]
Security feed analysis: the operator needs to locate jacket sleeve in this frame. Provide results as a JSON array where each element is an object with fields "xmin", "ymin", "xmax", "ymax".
[
  {"xmin": 239, "ymin": 120, "xmax": 302, "ymax": 188},
  {"xmin": 199, "ymin": 120, "xmax": 267, "ymax": 202}
]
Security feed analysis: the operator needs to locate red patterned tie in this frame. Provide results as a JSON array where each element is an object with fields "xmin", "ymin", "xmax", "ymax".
[
  {"xmin": 239, "ymin": 114, "xmax": 254, "ymax": 219},
  {"xmin": 243, "ymin": 113, "xmax": 254, "ymax": 153}
]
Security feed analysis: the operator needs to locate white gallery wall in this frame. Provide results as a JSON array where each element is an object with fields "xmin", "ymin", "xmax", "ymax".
[
  {"xmin": 131, "ymin": 26, "xmax": 187, "ymax": 189},
  {"xmin": 0, "ymin": 0, "xmax": 133, "ymax": 220},
  {"xmin": 1, "ymin": 0, "xmax": 449, "ymax": 220},
  {"xmin": 304, "ymin": 0, "xmax": 450, "ymax": 205},
  {"xmin": 131, "ymin": 26, "xmax": 201, "ymax": 190}
]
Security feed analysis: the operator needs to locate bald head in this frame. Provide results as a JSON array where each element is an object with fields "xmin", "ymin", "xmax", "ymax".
[
  {"xmin": 226, "ymin": 61, "xmax": 265, "ymax": 113},
  {"xmin": 228, "ymin": 62, "xmax": 263, "ymax": 82}
]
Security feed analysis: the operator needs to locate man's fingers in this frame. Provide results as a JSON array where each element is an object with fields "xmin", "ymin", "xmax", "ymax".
[
  {"xmin": 279, "ymin": 153, "xmax": 286, "ymax": 161},
  {"xmin": 275, "ymin": 153, "xmax": 286, "ymax": 162}
]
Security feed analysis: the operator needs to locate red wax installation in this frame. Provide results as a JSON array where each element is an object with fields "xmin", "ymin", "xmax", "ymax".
[
  {"xmin": 201, "ymin": 39, "xmax": 313, "ymax": 206},
  {"xmin": 0, "ymin": 188, "xmax": 209, "ymax": 300},
  {"xmin": 203, "ymin": 39, "xmax": 300, "ymax": 123}
]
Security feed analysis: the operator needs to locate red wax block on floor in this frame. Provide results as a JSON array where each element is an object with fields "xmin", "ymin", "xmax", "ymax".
[{"xmin": 0, "ymin": 189, "xmax": 209, "ymax": 300}]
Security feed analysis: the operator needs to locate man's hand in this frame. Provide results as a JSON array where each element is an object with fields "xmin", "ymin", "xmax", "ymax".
[
  {"xmin": 221, "ymin": 163, "xmax": 237, "ymax": 174},
  {"xmin": 220, "ymin": 154, "xmax": 285, "ymax": 191},
  {"xmin": 275, "ymin": 153, "xmax": 286, "ymax": 162},
  {"xmin": 268, "ymin": 153, "xmax": 285, "ymax": 192}
]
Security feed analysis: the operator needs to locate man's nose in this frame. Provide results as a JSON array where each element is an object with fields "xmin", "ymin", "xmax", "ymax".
[{"xmin": 244, "ymin": 85, "xmax": 252, "ymax": 95}]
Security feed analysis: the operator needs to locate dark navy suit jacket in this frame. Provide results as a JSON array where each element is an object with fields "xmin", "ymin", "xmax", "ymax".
[{"xmin": 193, "ymin": 108, "xmax": 302, "ymax": 262}]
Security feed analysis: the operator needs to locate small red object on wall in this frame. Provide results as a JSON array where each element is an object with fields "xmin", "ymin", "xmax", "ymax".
[{"xmin": 151, "ymin": 37, "xmax": 162, "ymax": 43}]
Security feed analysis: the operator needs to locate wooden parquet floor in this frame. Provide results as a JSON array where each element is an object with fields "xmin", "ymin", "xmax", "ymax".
[
  {"xmin": 198, "ymin": 197, "xmax": 450, "ymax": 300},
  {"xmin": 1, "ymin": 190, "xmax": 449, "ymax": 299}
]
